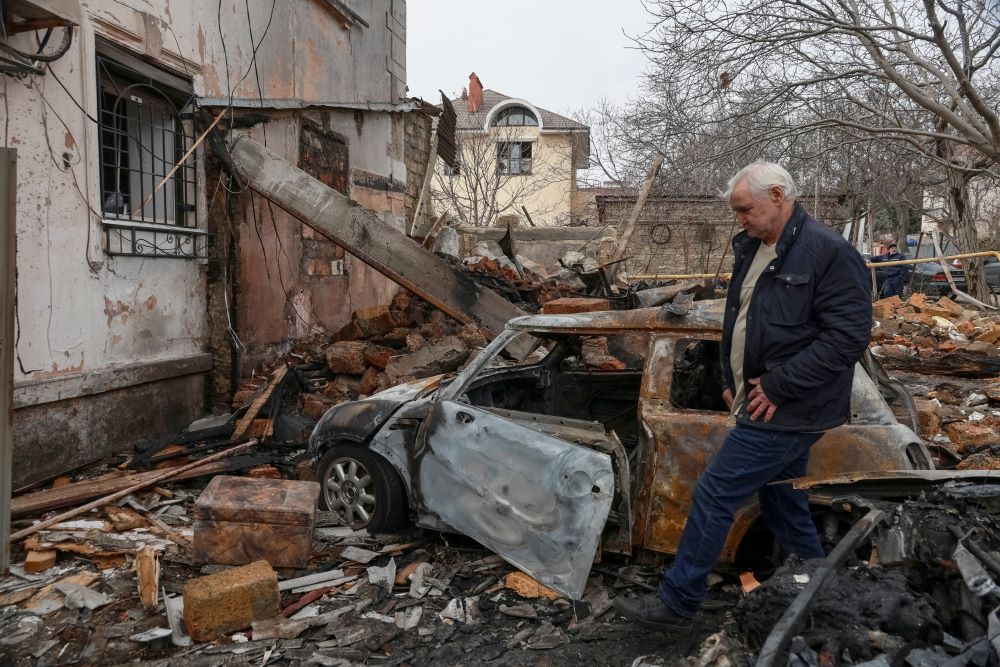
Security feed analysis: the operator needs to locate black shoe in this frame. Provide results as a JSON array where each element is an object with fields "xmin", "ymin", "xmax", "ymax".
[{"xmin": 613, "ymin": 592, "xmax": 693, "ymax": 633}]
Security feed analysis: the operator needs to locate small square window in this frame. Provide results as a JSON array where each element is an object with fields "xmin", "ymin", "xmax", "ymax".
[{"xmin": 497, "ymin": 141, "xmax": 533, "ymax": 175}]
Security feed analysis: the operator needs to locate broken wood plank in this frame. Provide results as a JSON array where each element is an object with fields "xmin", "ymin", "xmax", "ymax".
[
  {"xmin": 232, "ymin": 366, "xmax": 286, "ymax": 440},
  {"xmin": 10, "ymin": 440, "xmax": 258, "ymax": 541},
  {"xmin": 227, "ymin": 133, "xmax": 527, "ymax": 339},
  {"xmin": 136, "ymin": 546, "xmax": 160, "ymax": 611},
  {"xmin": 123, "ymin": 498, "xmax": 191, "ymax": 546},
  {"xmin": 12, "ymin": 453, "xmax": 263, "ymax": 519}
]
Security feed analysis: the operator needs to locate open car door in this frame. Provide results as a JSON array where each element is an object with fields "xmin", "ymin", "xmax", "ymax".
[{"xmin": 413, "ymin": 398, "xmax": 615, "ymax": 600}]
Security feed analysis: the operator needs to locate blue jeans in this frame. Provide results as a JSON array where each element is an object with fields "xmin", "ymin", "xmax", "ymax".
[{"xmin": 658, "ymin": 423, "xmax": 825, "ymax": 618}]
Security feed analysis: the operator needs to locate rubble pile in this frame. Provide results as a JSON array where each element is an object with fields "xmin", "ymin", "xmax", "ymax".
[
  {"xmin": 458, "ymin": 245, "xmax": 600, "ymax": 312},
  {"xmin": 0, "ymin": 502, "xmax": 711, "ymax": 665},
  {"xmin": 870, "ymin": 293, "xmax": 1000, "ymax": 376},
  {"xmin": 731, "ymin": 488, "xmax": 1000, "ymax": 666}
]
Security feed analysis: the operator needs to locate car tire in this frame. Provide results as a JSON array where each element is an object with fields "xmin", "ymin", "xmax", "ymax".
[{"xmin": 316, "ymin": 443, "xmax": 408, "ymax": 532}]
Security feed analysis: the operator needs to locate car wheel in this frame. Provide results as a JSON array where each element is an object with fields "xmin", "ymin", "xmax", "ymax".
[{"xmin": 316, "ymin": 444, "xmax": 408, "ymax": 532}]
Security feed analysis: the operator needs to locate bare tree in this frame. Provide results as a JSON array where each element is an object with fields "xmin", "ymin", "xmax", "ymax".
[
  {"xmin": 431, "ymin": 124, "xmax": 574, "ymax": 227},
  {"xmin": 609, "ymin": 0, "xmax": 1000, "ymax": 297}
]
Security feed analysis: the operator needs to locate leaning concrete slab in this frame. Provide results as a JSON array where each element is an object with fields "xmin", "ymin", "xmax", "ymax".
[{"xmin": 227, "ymin": 134, "xmax": 527, "ymax": 338}]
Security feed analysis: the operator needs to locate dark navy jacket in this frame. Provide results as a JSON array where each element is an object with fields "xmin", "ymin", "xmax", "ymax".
[{"xmin": 721, "ymin": 203, "xmax": 873, "ymax": 432}]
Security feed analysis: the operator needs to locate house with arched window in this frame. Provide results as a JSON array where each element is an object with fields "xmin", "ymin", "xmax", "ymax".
[{"xmin": 434, "ymin": 73, "xmax": 591, "ymax": 227}]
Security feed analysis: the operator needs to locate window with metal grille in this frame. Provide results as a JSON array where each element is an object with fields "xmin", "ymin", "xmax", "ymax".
[
  {"xmin": 497, "ymin": 141, "xmax": 532, "ymax": 175},
  {"xmin": 96, "ymin": 42, "xmax": 209, "ymax": 258}
]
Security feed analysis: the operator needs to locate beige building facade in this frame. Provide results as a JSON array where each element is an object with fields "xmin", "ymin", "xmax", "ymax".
[{"xmin": 433, "ymin": 73, "xmax": 589, "ymax": 227}]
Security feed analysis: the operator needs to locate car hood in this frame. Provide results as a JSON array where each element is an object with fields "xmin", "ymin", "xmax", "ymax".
[{"xmin": 308, "ymin": 375, "xmax": 445, "ymax": 452}]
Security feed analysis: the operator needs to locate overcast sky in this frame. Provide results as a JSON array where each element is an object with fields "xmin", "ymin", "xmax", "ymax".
[{"xmin": 407, "ymin": 1, "xmax": 653, "ymax": 117}]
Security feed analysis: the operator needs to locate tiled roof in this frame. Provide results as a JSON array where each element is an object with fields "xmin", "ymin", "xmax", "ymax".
[{"xmin": 452, "ymin": 89, "xmax": 588, "ymax": 132}]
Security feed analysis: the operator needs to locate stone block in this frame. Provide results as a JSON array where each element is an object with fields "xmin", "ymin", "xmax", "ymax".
[
  {"xmin": 934, "ymin": 296, "xmax": 964, "ymax": 317},
  {"xmin": 364, "ymin": 344, "xmax": 396, "ymax": 370},
  {"xmin": 359, "ymin": 367, "xmax": 381, "ymax": 396},
  {"xmin": 303, "ymin": 394, "xmax": 333, "ymax": 421},
  {"xmin": 914, "ymin": 399, "xmax": 941, "ymax": 437},
  {"xmin": 542, "ymin": 297, "xmax": 612, "ymax": 314},
  {"xmin": 385, "ymin": 336, "xmax": 469, "ymax": 380},
  {"xmin": 907, "ymin": 293, "xmax": 928, "ymax": 311},
  {"xmin": 326, "ymin": 341, "xmax": 368, "ymax": 375},
  {"xmin": 944, "ymin": 422, "xmax": 1000, "ymax": 452},
  {"xmin": 872, "ymin": 295, "xmax": 903, "ymax": 320},
  {"xmin": 352, "ymin": 305, "xmax": 397, "ymax": 337},
  {"xmin": 183, "ymin": 560, "xmax": 281, "ymax": 642}
]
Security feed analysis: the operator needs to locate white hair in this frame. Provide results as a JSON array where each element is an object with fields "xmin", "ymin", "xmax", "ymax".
[{"xmin": 722, "ymin": 162, "xmax": 799, "ymax": 201}]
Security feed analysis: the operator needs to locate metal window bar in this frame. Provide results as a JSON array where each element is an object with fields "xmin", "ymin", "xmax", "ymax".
[
  {"xmin": 97, "ymin": 56, "xmax": 197, "ymax": 229},
  {"xmin": 96, "ymin": 55, "xmax": 210, "ymax": 258}
]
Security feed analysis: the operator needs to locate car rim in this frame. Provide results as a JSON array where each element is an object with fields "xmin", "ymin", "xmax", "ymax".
[{"xmin": 323, "ymin": 456, "xmax": 377, "ymax": 528}]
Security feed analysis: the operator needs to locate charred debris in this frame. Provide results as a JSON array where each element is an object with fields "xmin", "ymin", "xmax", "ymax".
[{"xmin": 6, "ymin": 226, "xmax": 1000, "ymax": 665}]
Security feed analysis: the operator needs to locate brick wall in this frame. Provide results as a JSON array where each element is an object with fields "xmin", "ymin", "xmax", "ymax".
[
  {"xmin": 404, "ymin": 112, "xmax": 434, "ymax": 231},
  {"xmin": 596, "ymin": 195, "xmax": 851, "ymax": 277}
]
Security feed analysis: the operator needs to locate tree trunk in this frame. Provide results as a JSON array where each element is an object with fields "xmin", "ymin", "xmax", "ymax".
[
  {"xmin": 895, "ymin": 205, "xmax": 910, "ymax": 249},
  {"xmin": 945, "ymin": 164, "xmax": 989, "ymax": 300},
  {"xmin": 934, "ymin": 116, "xmax": 989, "ymax": 301}
]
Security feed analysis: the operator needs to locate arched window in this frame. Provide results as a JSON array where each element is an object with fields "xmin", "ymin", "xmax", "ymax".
[{"xmin": 493, "ymin": 105, "xmax": 538, "ymax": 127}]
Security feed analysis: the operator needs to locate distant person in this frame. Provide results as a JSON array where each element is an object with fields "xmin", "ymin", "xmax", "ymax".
[{"xmin": 871, "ymin": 242, "xmax": 910, "ymax": 298}]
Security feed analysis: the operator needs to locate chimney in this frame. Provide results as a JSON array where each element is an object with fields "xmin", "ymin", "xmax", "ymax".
[{"xmin": 468, "ymin": 72, "xmax": 483, "ymax": 113}]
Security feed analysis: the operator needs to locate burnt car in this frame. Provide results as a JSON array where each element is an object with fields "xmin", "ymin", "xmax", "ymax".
[{"xmin": 308, "ymin": 300, "xmax": 931, "ymax": 599}]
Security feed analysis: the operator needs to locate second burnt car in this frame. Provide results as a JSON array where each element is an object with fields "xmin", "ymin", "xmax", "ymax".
[{"xmin": 308, "ymin": 300, "xmax": 931, "ymax": 599}]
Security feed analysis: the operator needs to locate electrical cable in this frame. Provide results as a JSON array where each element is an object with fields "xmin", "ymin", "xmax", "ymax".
[{"xmin": 0, "ymin": 25, "xmax": 72, "ymax": 62}]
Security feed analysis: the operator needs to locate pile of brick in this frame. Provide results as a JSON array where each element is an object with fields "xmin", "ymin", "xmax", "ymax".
[
  {"xmin": 299, "ymin": 291, "xmax": 488, "ymax": 421},
  {"xmin": 870, "ymin": 293, "xmax": 1000, "ymax": 359}
]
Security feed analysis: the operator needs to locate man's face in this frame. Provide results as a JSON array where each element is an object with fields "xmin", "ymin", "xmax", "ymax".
[
  {"xmin": 889, "ymin": 245, "xmax": 898, "ymax": 253},
  {"xmin": 729, "ymin": 181, "xmax": 785, "ymax": 242}
]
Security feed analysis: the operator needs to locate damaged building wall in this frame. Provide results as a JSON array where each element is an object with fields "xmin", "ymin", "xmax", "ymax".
[
  {"xmin": 2, "ymin": 0, "xmax": 414, "ymax": 486},
  {"xmin": 3, "ymin": 0, "xmax": 212, "ymax": 488}
]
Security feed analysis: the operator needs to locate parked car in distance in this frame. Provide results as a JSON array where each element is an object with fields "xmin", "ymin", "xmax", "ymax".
[{"xmin": 308, "ymin": 301, "xmax": 931, "ymax": 599}]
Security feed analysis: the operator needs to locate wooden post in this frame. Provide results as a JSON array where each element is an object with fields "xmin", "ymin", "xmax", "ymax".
[
  {"xmin": 227, "ymin": 134, "xmax": 527, "ymax": 340},
  {"xmin": 608, "ymin": 154, "xmax": 664, "ymax": 281},
  {"xmin": 0, "ymin": 149, "xmax": 15, "ymax": 572}
]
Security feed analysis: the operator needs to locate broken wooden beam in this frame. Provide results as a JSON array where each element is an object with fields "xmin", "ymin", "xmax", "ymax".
[
  {"xmin": 10, "ymin": 440, "xmax": 258, "ymax": 541},
  {"xmin": 226, "ymin": 133, "xmax": 527, "ymax": 339},
  {"xmin": 232, "ymin": 365, "xmax": 287, "ymax": 440},
  {"xmin": 12, "ymin": 454, "xmax": 268, "ymax": 519}
]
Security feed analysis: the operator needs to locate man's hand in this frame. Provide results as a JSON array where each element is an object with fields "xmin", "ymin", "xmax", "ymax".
[
  {"xmin": 722, "ymin": 388, "xmax": 734, "ymax": 410},
  {"xmin": 747, "ymin": 377, "xmax": 778, "ymax": 422}
]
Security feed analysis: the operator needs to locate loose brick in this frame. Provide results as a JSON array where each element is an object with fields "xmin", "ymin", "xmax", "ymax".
[
  {"xmin": 542, "ymin": 297, "xmax": 612, "ymax": 314},
  {"xmin": 872, "ymin": 295, "xmax": 903, "ymax": 319},
  {"xmin": 907, "ymin": 293, "xmax": 928, "ymax": 311},
  {"xmin": 914, "ymin": 399, "xmax": 941, "ymax": 437},
  {"xmin": 183, "ymin": 560, "xmax": 280, "ymax": 642},
  {"xmin": 325, "ymin": 341, "xmax": 367, "ymax": 375},
  {"xmin": 934, "ymin": 296, "xmax": 964, "ymax": 317}
]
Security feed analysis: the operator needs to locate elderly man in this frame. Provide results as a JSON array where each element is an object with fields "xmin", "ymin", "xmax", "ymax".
[{"xmin": 614, "ymin": 162, "xmax": 872, "ymax": 632}]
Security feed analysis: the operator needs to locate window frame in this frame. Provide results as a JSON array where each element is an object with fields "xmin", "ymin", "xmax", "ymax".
[
  {"xmin": 95, "ymin": 40, "xmax": 210, "ymax": 259},
  {"xmin": 497, "ymin": 141, "xmax": 534, "ymax": 176},
  {"xmin": 493, "ymin": 105, "xmax": 539, "ymax": 127}
]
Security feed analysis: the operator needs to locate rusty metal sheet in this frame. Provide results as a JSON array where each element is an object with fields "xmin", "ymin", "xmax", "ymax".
[{"xmin": 413, "ymin": 400, "xmax": 614, "ymax": 600}]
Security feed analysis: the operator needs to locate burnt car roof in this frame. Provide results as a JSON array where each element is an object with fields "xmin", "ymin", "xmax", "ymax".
[{"xmin": 507, "ymin": 299, "xmax": 725, "ymax": 335}]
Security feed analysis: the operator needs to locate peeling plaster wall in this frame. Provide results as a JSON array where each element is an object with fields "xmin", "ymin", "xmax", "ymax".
[{"xmin": 4, "ymin": 0, "xmax": 414, "ymax": 485}]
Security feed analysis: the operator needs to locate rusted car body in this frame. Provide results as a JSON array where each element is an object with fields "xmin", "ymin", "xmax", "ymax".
[{"xmin": 309, "ymin": 300, "xmax": 931, "ymax": 599}]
